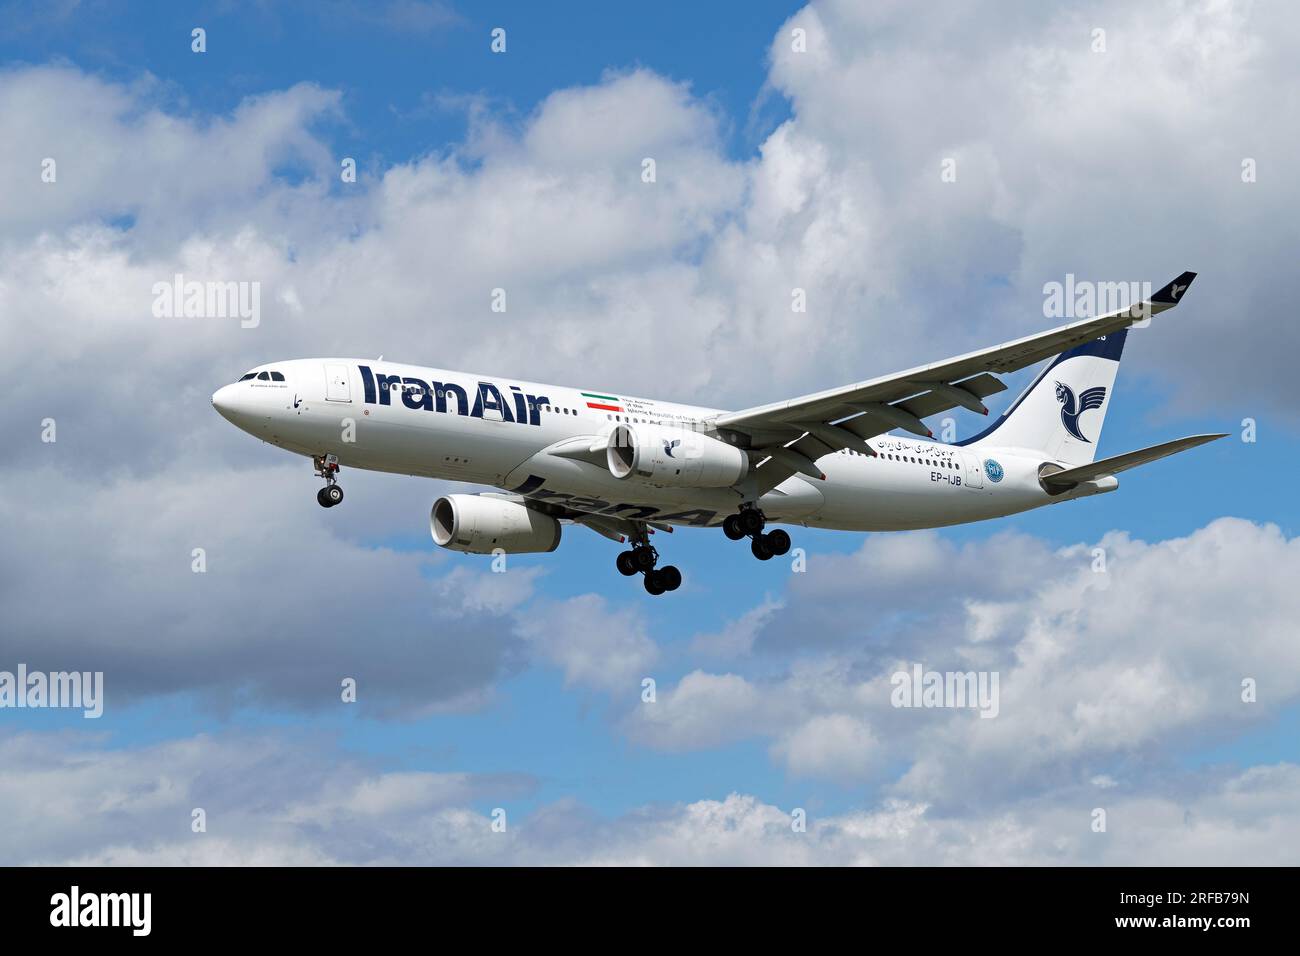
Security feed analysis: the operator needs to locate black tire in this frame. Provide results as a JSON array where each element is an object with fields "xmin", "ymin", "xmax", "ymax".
[
  {"xmin": 643, "ymin": 570, "xmax": 667, "ymax": 595},
  {"xmin": 751, "ymin": 535, "xmax": 774, "ymax": 561},
  {"xmin": 766, "ymin": 528, "xmax": 791, "ymax": 556},
  {"xmin": 722, "ymin": 514, "xmax": 745, "ymax": 540},
  {"xmin": 324, "ymin": 484, "xmax": 344, "ymax": 506},
  {"xmin": 317, "ymin": 487, "xmax": 332, "ymax": 507},
  {"xmin": 633, "ymin": 546, "xmax": 657, "ymax": 572},
  {"xmin": 738, "ymin": 509, "xmax": 764, "ymax": 536},
  {"xmin": 660, "ymin": 565, "xmax": 682, "ymax": 591},
  {"xmin": 616, "ymin": 551, "xmax": 638, "ymax": 576}
]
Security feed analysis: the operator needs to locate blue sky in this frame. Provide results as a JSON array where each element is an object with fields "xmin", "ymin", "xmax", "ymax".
[
  {"xmin": 1, "ymin": 1, "xmax": 795, "ymax": 164},
  {"xmin": 2, "ymin": 0, "xmax": 1298, "ymax": 863}
]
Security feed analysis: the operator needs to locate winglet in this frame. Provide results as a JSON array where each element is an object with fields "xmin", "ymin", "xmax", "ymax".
[{"xmin": 1150, "ymin": 271, "xmax": 1197, "ymax": 306}]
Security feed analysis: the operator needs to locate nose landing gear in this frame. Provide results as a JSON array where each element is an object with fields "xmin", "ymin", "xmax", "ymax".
[
  {"xmin": 314, "ymin": 454, "xmax": 344, "ymax": 508},
  {"xmin": 723, "ymin": 506, "xmax": 791, "ymax": 561},
  {"xmin": 615, "ymin": 530, "xmax": 682, "ymax": 595}
]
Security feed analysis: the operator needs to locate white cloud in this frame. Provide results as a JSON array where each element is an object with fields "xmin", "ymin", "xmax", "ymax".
[
  {"xmin": 0, "ymin": 463, "xmax": 534, "ymax": 716},
  {"xmin": 5, "ymin": 729, "xmax": 1299, "ymax": 865},
  {"xmin": 513, "ymin": 594, "xmax": 659, "ymax": 693},
  {"xmin": 630, "ymin": 519, "xmax": 1300, "ymax": 801},
  {"xmin": 625, "ymin": 670, "xmax": 776, "ymax": 751},
  {"xmin": 771, "ymin": 713, "xmax": 880, "ymax": 782},
  {"xmin": 689, "ymin": 596, "xmax": 783, "ymax": 658}
]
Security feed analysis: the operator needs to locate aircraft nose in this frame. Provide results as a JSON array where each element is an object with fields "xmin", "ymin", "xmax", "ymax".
[{"xmin": 211, "ymin": 383, "xmax": 240, "ymax": 421}]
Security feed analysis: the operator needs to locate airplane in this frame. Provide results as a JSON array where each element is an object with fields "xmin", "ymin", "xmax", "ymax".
[{"xmin": 212, "ymin": 271, "xmax": 1225, "ymax": 596}]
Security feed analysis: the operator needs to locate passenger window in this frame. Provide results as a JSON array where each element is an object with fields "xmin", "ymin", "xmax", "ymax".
[{"xmin": 270, "ymin": 371, "xmax": 285, "ymax": 382}]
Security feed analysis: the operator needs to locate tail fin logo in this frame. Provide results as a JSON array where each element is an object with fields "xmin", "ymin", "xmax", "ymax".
[{"xmin": 1055, "ymin": 382, "xmax": 1107, "ymax": 443}]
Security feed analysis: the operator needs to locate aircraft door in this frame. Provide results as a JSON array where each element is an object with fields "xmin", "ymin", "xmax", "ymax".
[
  {"xmin": 961, "ymin": 452, "xmax": 983, "ymax": 489},
  {"xmin": 325, "ymin": 364, "xmax": 351, "ymax": 403}
]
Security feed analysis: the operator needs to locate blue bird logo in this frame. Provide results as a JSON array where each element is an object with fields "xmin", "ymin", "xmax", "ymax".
[
  {"xmin": 1055, "ymin": 382, "xmax": 1106, "ymax": 442},
  {"xmin": 663, "ymin": 438, "xmax": 681, "ymax": 458}
]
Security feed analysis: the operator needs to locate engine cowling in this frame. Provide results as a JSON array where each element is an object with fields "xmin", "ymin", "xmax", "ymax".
[
  {"xmin": 430, "ymin": 494, "xmax": 562, "ymax": 554},
  {"xmin": 606, "ymin": 423, "xmax": 748, "ymax": 488}
]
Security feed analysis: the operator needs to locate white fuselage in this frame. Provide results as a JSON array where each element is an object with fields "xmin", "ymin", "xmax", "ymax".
[{"xmin": 212, "ymin": 358, "xmax": 1115, "ymax": 532}]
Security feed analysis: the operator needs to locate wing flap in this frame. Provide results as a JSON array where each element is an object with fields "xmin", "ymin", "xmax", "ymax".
[{"xmin": 894, "ymin": 372, "xmax": 1007, "ymax": 420}]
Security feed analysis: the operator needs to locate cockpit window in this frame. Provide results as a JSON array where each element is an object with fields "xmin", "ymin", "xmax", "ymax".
[
  {"xmin": 239, "ymin": 373, "xmax": 257, "ymax": 381},
  {"xmin": 257, "ymin": 371, "xmax": 271, "ymax": 381},
  {"xmin": 270, "ymin": 371, "xmax": 285, "ymax": 382}
]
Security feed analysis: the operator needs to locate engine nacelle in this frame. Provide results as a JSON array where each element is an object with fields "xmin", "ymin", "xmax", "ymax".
[
  {"xmin": 430, "ymin": 494, "xmax": 562, "ymax": 554},
  {"xmin": 606, "ymin": 423, "xmax": 748, "ymax": 488}
]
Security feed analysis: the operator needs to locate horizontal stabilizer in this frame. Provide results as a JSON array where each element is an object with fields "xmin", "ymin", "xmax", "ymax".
[{"xmin": 1040, "ymin": 433, "xmax": 1227, "ymax": 487}]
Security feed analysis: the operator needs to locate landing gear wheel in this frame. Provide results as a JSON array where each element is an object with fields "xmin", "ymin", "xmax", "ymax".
[
  {"xmin": 659, "ymin": 565, "xmax": 682, "ymax": 591},
  {"xmin": 644, "ymin": 570, "xmax": 667, "ymax": 595},
  {"xmin": 317, "ymin": 487, "xmax": 332, "ymax": 508},
  {"xmin": 751, "ymin": 535, "xmax": 774, "ymax": 561},
  {"xmin": 616, "ymin": 551, "xmax": 638, "ymax": 576},
  {"xmin": 765, "ymin": 529, "xmax": 791, "ymax": 556},
  {"xmin": 722, "ymin": 514, "xmax": 745, "ymax": 540},
  {"xmin": 320, "ymin": 484, "xmax": 344, "ymax": 507},
  {"xmin": 738, "ymin": 508, "xmax": 765, "ymax": 536},
  {"xmin": 632, "ymin": 545, "xmax": 657, "ymax": 572}
]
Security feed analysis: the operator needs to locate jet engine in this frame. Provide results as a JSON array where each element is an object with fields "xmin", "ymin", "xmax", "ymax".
[
  {"xmin": 430, "ymin": 494, "xmax": 562, "ymax": 554},
  {"xmin": 606, "ymin": 423, "xmax": 748, "ymax": 488}
]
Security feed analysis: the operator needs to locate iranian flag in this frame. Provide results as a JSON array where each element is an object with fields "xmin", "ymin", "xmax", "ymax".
[{"xmin": 582, "ymin": 392, "xmax": 623, "ymax": 412}]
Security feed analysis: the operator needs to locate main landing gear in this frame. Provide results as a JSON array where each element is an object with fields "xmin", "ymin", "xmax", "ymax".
[
  {"xmin": 313, "ymin": 453, "xmax": 344, "ymax": 508},
  {"xmin": 722, "ymin": 506, "xmax": 791, "ymax": 561},
  {"xmin": 615, "ymin": 529, "xmax": 682, "ymax": 595}
]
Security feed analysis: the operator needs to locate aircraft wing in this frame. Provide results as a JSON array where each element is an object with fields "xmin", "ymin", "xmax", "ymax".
[
  {"xmin": 1039, "ymin": 433, "xmax": 1227, "ymax": 488},
  {"xmin": 712, "ymin": 272, "xmax": 1197, "ymax": 492}
]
